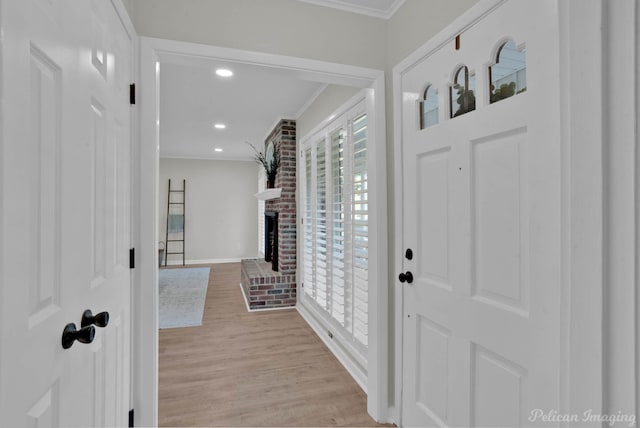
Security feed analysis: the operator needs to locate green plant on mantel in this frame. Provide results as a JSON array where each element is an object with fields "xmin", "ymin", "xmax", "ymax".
[{"xmin": 247, "ymin": 141, "xmax": 280, "ymax": 188}]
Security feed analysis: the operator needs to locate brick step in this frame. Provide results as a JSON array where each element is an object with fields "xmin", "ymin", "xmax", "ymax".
[{"xmin": 240, "ymin": 258, "xmax": 296, "ymax": 310}]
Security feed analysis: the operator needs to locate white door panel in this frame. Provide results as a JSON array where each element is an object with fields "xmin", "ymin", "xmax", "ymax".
[
  {"xmin": 401, "ymin": 1, "xmax": 561, "ymax": 426},
  {"xmin": 0, "ymin": 0, "xmax": 132, "ymax": 426}
]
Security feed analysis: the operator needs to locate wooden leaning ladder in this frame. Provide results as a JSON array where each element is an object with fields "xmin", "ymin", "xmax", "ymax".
[{"xmin": 164, "ymin": 179, "xmax": 186, "ymax": 266}]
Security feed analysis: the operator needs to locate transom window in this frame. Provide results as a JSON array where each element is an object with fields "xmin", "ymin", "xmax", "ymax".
[
  {"xmin": 490, "ymin": 40, "xmax": 527, "ymax": 103},
  {"xmin": 420, "ymin": 37, "xmax": 527, "ymax": 125},
  {"xmin": 420, "ymin": 85, "xmax": 439, "ymax": 129},
  {"xmin": 450, "ymin": 65, "xmax": 476, "ymax": 118}
]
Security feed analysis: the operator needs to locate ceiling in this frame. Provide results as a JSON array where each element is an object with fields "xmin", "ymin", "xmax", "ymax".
[
  {"xmin": 159, "ymin": 58, "xmax": 325, "ymax": 161},
  {"xmin": 158, "ymin": 0, "xmax": 397, "ymax": 161},
  {"xmin": 295, "ymin": 0, "xmax": 405, "ymax": 19}
]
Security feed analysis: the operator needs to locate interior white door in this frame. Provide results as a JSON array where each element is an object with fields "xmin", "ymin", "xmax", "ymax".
[
  {"xmin": 0, "ymin": 0, "xmax": 132, "ymax": 426},
  {"xmin": 400, "ymin": 1, "xmax": 562, "ymax": 427}
]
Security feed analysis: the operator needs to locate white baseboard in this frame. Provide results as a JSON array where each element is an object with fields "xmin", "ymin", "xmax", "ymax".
[
  {"xmin": 296, "ymin": 303, "xmax": 367, "ymax": 393},
  {"xmin": 386, "ymin": 405, "xmax": 397, "ymax": 426},
  {"xmin": 238, "ymin": 283, "xmax": 296, "ymax": 313},
  {"xmin": 164, "ymin": 257, "xmax": 244, "ymax": 266}
]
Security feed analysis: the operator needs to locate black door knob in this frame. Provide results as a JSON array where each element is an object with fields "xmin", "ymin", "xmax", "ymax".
[
  {"xmin": 81, "ymin": 309, "xmax": 110, "ymax": 328},
  {"xmin": 398, "ymin": 271, "xmax": 414, "ymax": 284},
  {"xmin": 61, "ymin": 323, "xmax": 95, "ymax": 349}
]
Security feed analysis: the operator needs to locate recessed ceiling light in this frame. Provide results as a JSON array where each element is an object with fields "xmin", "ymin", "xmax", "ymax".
[
  {"xmin": 214, "ymin": 123, "xmax": 226, "ymax": 129},
  {"xmin": 214, "ymin": 148, "xmax": 223, "ymax": 152},
  {"xmin": 215, "ymin": 68, "xmax": 233, "ymax": 77}
]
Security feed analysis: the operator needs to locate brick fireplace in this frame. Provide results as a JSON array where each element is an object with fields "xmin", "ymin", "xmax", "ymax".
[{"xmin": 241, "ymin": 119, "xmax": 297, "ymax": 310}]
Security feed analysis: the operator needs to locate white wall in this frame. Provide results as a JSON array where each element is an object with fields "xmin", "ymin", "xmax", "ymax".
[
  {"xmin": 159, "ymin": 158, "xmax": 259, "ymax": 263},
  {"xmin": 130, "ymin": 0, "xmax": 387, "ymax": 70},
  {"xmin": 297, "ymin": 84, "xmax": 360, "ymax": 139},
  {"xmin": 121, "ymin": 0, "xmax": 134, "ymax": 20},
  {"xmin": 387, "ymin": 0, "xmax": 479, "ymax": 68}
]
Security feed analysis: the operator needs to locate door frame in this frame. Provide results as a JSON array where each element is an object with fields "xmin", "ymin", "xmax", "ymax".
[
  {"xmin": 392, "ymin": 0, "xmax": 619, "ymax": 424},
  {"xmin": 111, "ymin": 0, "xmax": 139, "ymax": 422},
  {"xmin": 135, "ymin": 36, "xmax": 388, "ymax": 426}
]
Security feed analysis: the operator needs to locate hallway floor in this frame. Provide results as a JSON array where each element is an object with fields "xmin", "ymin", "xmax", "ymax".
[{"xmin": 159, "ymin": 262, "xmax": 386, "ymax": 427}]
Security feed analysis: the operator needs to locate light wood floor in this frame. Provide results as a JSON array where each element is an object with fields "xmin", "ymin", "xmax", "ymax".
[{"xmin": 159, "ymin": 263, "xmax": 388, "ymax": 427}]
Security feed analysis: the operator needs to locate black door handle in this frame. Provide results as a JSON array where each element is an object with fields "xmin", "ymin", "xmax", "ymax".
[
  {"xmin": 81, "ymin": 309, "xmax": 109, "ymax": 328},
  {"xmin": 61, "ymin": 323, "xmax": 95, "ymax": 349},
  {"xmin": 398, "ymin": 271, "xmax": 414, "ymax": 284}
]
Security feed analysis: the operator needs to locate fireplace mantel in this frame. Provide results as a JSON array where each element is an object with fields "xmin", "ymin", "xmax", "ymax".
[{"xmin": 254, "ymin": 188, "xmax": 282, "ymax": 201}]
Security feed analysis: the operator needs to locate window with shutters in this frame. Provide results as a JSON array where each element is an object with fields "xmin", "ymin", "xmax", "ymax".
[{"xmin": 300, "ymin": 99, "xmax": 369, "ymax": 366}]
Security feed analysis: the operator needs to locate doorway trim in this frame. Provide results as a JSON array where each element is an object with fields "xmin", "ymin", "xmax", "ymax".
[
  {"xmin": 136, "ymin": 37, "xmax": 388, "ymax": 427},
  {"xmin": 392, "ymin": 0, "xmax": 608, "ymax": 424}
]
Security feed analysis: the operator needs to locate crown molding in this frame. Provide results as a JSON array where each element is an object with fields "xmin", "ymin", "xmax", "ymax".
[{"xmin": 296, "ymin": 0, "xmax": 406, "ymax": 20}]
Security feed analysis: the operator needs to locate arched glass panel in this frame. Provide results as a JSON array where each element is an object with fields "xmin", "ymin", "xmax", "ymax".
[
  {"xmin": 489, "ymin": 40, "xmax": 527, "ymax": 103},
  {"xmin": 420, "ymin": 85, "xmax": 439, "ymax": 129},
  {"xmin": 450, "ymin": 65, "xmax": 476, "ymax": 118}
]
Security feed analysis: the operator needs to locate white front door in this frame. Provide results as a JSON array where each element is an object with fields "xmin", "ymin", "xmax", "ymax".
[
  {"xmin": 400, "ymin": 1, "xmax": 562, "ymax": 426},
  {"xmin": 0, "ymin": 0, "xmax": 133, "ymax": 426}
]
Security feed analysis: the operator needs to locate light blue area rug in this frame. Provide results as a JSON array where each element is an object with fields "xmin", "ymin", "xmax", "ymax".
[{"xmin": 159, "ymin": 267, "xmax": 210, "ymax": 329}]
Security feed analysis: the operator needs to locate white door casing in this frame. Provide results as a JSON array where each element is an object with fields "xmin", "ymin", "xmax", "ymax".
[
  {"xmin": 0, "ymin": 0, "xmax": 133, "ymax": 426},
  {"xmin": 398, "ymin": 1, "xmax": 562, "ymax": 426},
  {"xmin": 138, "ymin": 37, "xmax": 388, "ymax": 425}
]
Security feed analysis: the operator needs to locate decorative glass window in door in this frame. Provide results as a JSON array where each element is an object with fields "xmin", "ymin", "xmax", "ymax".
[
  {"xmin": 420, "ymin": 85, "xmax": 439, "ymax": 129},
  {"xmin": 489, "ymin": 40, "xmax": 527, "ymax": 103},
  {"xmin": 450, "ymin": 65, "xmax": 476, "ymax": 117}
]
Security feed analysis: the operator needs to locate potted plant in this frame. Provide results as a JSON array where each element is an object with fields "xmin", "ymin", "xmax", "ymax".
[{"xmin": 247, "ymin": 141, "xmax": 280, "ymax": 188}]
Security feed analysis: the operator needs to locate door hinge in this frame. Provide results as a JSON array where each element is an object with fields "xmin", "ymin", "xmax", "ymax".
[
  {"xmin": 301, "ymin": 282, "xmax": 304, "ymax": 288},
  {"xmin": 129, "ymin": 409, "xmax": 134, "ymax": 427},
  {"xmin": 301, "ymin": 218, "xmax": 303, "ymax": 224},
  {"xmin": 130, "ymin": 83, "xmax": 136, "ymax": 105},
  {"xmin": 129, "ymin": 248, "xmax": 135, "ymax": 269}
]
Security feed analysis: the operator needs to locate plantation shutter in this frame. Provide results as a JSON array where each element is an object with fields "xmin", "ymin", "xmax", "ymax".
[
  {"xmin": 315, "ymin": 139, "xmax": 328, "ymax": 309},
  {"xmin": 300, "ymin": 98, "xmax": 369, "ymax": 367},
  {"xmin": 303, "ymin": 147, "xmax": 314, "ymax": 299},
  {"xmin": 351, "ymin": 114, "xmax": 368, "ymax": 347},
  {"xmin": 330, "ymin": 129, "xmax": 347, "ymax": 326}
]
